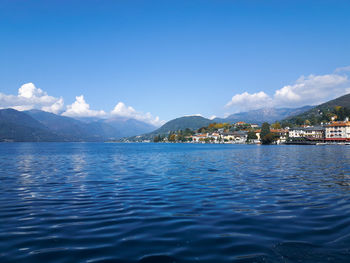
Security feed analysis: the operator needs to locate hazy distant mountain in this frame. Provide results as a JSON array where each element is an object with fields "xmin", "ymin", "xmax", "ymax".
[
  {"xmin": 25, "ymin": 109, "xmax": 119, "ymax": 141},
  {"xmin": 103, "ymin": 117, "xmax": 156, "ymax": 137},
  {"xmin": 25, "ymin": 109, "xmax": 157, "ymax": 140},
  {"xmin": 72, "ymin": 116, "xmax": 157, "ymax": 138},
  {"xmin": 0, "ymin": 108, "xmax": 159, "ymax": 142},
  {"xmin": 0, "ymin": 109, "xmax": 64, "ymax": 142},
  {"xmin": 285, "ymin": 93, "xmax": 350, "ymax": 123},
  {"xmin": 215, "ymin": 106, "xmax": 313, "ymax": 124}
]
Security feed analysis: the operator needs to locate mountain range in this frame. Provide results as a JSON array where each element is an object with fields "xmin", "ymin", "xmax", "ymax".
[
  {"xmin": 0, "ymin": 109, "xmax": 157, "ymax": 142},
  {"xmin": 214, "ymin": 106, "xmax": 313, "ymax": 124},
  {"xmin": 1, "ymin": 93, "xmax": 350, "ymax": 142}
]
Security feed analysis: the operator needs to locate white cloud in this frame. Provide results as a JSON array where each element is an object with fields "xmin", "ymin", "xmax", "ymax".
[
  {"xmin": 226, "ymin": 69, "xmax": 350, "ymax": 112},
  {"xmin": 0, "ymin": 83, "xmax": 164, "ymax": 125},
  {"xmin": 335, "ymin": 65, "xmax": 350, "ymax": 73},
  {"xmin": 42, "ymin": 98, "xmax": 64, "ymax": 114},
  {"xmin": 273, "ymin": 74, "xmax": 348, "ymax": 107},
  {"xmin": 62, "ymin": 95, "xmax": 106, "ymax": 118},
  {"xmin": 0, "ymin": 83, "xmax": 64, "ymax": 113},
  {"xmin": 111, "ymin": 102, "xmax": 164, "ymax": 126},
  {"xmin": 209, "ymin": 115, "xmax": 217, "ymax": 120},
  {"xmin": 226, "ymin": 91, "xmax": 272, "ymax": 111}
]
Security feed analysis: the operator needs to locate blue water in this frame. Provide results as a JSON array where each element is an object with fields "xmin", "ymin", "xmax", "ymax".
[{"xmin": 1, "ymin": 143, "xmax": 350, "ymax": 263}]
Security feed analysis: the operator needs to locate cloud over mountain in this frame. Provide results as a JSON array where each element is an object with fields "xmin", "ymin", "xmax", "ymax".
[
  {"xmin": 226, "ymin": 91, "xmax": 272, "ymax": 110},
  {"xmin": 0, "ymin": 83, "xmax": 163, "ymax": 126},
  {"xmin": 226, "ymin": 67, "xmax": 350, "ymax": 112},
  {"xmin": 111, "ymin": 102, "xmax": 164, "ymax": 126},
  {"xmin": 0, "ymin": 83, "xmax": 64, "ymax": 114},
  {"xmin": 62, "ymin": 95, "xmax": 106, "ymax": 118}
]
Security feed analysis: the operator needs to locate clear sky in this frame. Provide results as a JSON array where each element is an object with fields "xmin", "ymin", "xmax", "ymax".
[{"xmin": 1, "ymin": 0, "xmax": 350, "ymax": 125}]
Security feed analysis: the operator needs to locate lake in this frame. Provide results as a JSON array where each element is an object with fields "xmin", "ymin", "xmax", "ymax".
[{"xmin": 1, "ymin": 143, "xmax": 350, "ymax": 262}]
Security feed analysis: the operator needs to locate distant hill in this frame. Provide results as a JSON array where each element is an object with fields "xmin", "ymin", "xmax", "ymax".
[
  {"xmin": 0, "ymin": 109, "xmax": 64, "ymax": 142},
  {"xmin": 284, "ymin": 93, "xmax": 350, "ymax": 124},
  {"xmin": 0, "ymin": 108, "xmax": 158, "ymax": 142},
  {"xmin": 153, "ymin": 116, "xmax": 213, "ymax": 134},
  {"xmin": 215, "ymin": 106, "xmax": 312, "ymax": 124},
  {"xmin": 103, "ymin": 117, "xmax": 156, "ymax": 137},
  {"xmin": 25, "ymin": 109, "xmax": 119, "ymax": 141},
  {"xmin": 127, "ymin": 116, "xmax": 214, "ymax": 141}
]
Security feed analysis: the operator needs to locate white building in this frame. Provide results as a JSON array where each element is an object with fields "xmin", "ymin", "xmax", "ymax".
[
  {"xmin": 325, "ymin": 122, "xmax": 350, "ymax": 142},
  {"xmin": 289, "ymin": 126, "xmax": 324, "ymax": 139},
  {"xmin": 288, "ymin": 128, "xmax": 305, "ymax": 138}
]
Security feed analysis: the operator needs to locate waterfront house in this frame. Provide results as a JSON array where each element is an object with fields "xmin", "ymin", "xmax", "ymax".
[
  {"xmin": 325, "ymin": 121, "xmax": 350, "ymax": 142},
  {"xmin": 192, "ymin": 133, "xmax": 208, "ymax": 143},
  {"xmin": 209, "ymin": 132, "xmax": 221, "ymax": 143},
  {"xmin": 303, "ymin": 126, "xmax": 325, "ymax": 139},
  {"xmin": 255, "ymin": 129, "xmax": 288, "ymax": 144},
  {"xmin": 232, "ymin": 131, "xmax": 248, "ymax": 143},
  {"xmin": 289, "ymin": 128, "xmax": 305, "ymax": 138},
  {"xmin": 289, "ymin": 126, "xmax": 325, "ymax": 140},
  {"xmin": 271, "ymin": 129, "xmax": 288, "ymax": 144},
  {"xmin": 222, "ymin": 132, "xmax": 235, "ymax": 142}
]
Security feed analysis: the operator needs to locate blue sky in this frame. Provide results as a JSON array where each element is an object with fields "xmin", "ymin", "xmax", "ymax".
[{"xmin": 1, "ymin": 0, "xmax": 350, "ymax": 125}]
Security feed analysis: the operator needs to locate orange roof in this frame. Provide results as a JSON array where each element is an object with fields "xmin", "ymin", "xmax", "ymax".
[
  {"xmin": 195, "ymin": 134, "xmax": 207, "ymax": 137},
  {"xmin": 327, "ymin": 122, "xmax": 350, "ymax": 127}
]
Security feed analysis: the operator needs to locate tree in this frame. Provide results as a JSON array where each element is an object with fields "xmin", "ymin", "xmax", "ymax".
[
  {"xmin": 260, "ymin": 122, "xmax": 270, "ymax": 139},
  {"xmin": 153, "ymin": 135, "xmax": 162, "ymax": 142},
  {"xmin": 168, "ymin": 133, "xmax": 176, "ymax": 142},
  {"xmin": 197, "ymin": 127, "xmax": 207, "ymax": 133},
  {"xmin": 260, "ymin": 122, "xmax": 274, "ymax": 145},
  {"xmin": 184, "ymin": 128, "xmax": 193, "ymax": 136},
  {"xmin": 177, "ymin": 134, "xmax": 185, "ymax": 142},
  {"xmin": 247, "ymin": 131, "xmax": 257, "ymax": 142},
  {"xmin": 271, "ymin": 121, "xmax": 281, "ymax": 129},
  {"xmin": 262, "ymin": 132, "xmax": 275, "ymax": 144}
]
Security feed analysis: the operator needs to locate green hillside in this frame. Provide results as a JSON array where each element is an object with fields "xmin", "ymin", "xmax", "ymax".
[
  {"xmin": 284, "ymin": 93, "xmax": 350, "ymax": 125},
  {"xmin": 154, "ymin": 116, "xmax": 213, "ymax": 134},
  {"xmin": 127, "ymin": 116, "xmax": 214, "ymax": 141}
]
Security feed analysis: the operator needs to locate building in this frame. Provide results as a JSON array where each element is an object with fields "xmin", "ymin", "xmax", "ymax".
[
  {"xmin": 222, "ymin": 132, "xmax": 235, "ymax": 142},
  {"xmin": 289, "ymin": 126, "xmax": 325, "ymax": 140},
  {"xmin": 209, "ymin": 132, "xmax": 221, "ymax": 143},
  {"xmin": 303, "ymin": 126, "xmax": 325, "ymax": 139},
  {"xmin": 232, "ymin": 131, "xmax": 248, "ymax": 143},
  {"xmin": 255, "ymin": 129, "xmax": 288, "ymax": 144},
  {"xmin": 192, "ymin": 133, "xmax": 208, "ymax": 142},
  {"xmin": 270, "ymin": 129, "xmax": 289, "ymax": 144},
  {"xmin": 325, "ymin": 122, "xmax": 350, "ymax": 142},
  {"xmin": 288, "ymin": 128, "xmax": 305, "ymax": 138}
]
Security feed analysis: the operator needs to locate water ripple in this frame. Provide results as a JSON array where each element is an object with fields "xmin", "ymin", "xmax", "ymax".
[{"xmin": 1, "ymin": 143, "xmax": 350, "ymax": 262}]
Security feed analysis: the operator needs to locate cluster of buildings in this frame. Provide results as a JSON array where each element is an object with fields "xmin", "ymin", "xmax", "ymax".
[
  {"xmin": 186, "ymin": 120, "xmax": 350, "ymax": 144},
  {"xmin": 191, "ymin": 130, "xmax": 250, "ymax": 144},
  {"xmin": 288, "ymin": 120, "xmax": 350, "ymax": 143}
]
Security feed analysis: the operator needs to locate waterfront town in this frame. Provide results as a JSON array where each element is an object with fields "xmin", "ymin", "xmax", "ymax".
[{"xmin": 147, "ymin": 119, "xmax": 350, "ymax": 145}]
